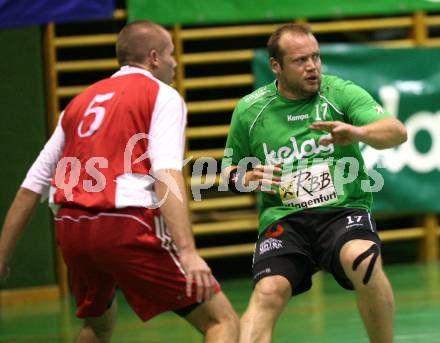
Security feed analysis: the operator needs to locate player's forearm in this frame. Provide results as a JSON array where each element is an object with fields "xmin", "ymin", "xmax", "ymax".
[
  {"xmin": 358, "ymin": 117, "xmax": 407, "ymax": 149},
  {"xmin": 154, "ymin": 169, "xmax": 196, "ymax": 253},
  {"xmin": 0, "ymin": 188, "xmax": 40, "ymax": 263}
]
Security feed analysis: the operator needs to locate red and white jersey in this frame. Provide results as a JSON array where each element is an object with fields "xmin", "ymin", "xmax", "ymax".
[{"xmin": 21, "ymin": 66, "xmax": 187, "ymax": 211}]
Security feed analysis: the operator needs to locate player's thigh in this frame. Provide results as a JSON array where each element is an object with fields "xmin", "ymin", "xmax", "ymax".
[
  {"xmin": 317, "ymin": 209, "xmax": 381, "ymax": 289},
  {"xmin": 253, "ymin": 253, "xmax": 314, "ymax": 297},
  {"xmin": 183, "ymin": 292, "xmax": 238, "ymax": 333}
]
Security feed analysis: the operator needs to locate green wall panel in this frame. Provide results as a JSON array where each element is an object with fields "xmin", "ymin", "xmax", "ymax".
[
  {"xmin": 129, "ymin": 0, "xmax": 440, "ymax": 26},
  {"xmin": 0, "ymin": 26, "xmax": 56, "ymax": 289}
]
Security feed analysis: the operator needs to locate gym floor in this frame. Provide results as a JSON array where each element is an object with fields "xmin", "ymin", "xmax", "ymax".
[{"xmin": 1, "ymin": 261, "xmax": 439, "ymax": 342}]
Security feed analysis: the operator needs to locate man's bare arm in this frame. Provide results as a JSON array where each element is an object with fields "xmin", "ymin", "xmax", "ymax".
[
  {"xmin": 310, "ymin": 117, "xmax": 407, "ymax": 149},
  {"xmin": 0, "ymin": 188, "xmax": 41, "ymax": 281},
  {"xmin": 154, "ymin": 169, "xmax": 214, "ymax": 302}
]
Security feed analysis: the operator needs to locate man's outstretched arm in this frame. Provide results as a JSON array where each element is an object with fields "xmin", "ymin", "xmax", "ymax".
[
  {"xmin": 0, "ymin": 114, "xmax": 65, "ymax": 282},
  {"xmin": 0, "ymin": 188, "xmax": 41, "ymax": 281},
  {"xmin": 310, "ymin": 116, "xmax": 407, "ymax": 149}
]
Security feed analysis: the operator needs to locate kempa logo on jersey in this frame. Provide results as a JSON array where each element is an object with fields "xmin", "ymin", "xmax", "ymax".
[
  {"xmin": 259, "ymin": 238, "xmax": 283, "ymax": 255},
  {"xmin": 287, "ymin": 113, "xmax": 309, "ymax": 122},
  {"xmin": 263, "ymin": 136, "xmax": 334, "ymax": 165}
]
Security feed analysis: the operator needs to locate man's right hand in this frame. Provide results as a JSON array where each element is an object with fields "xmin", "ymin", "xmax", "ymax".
[
  {"xmin": 179, "ymin": 249, "xmax": 216, "ymax": 303},
  {"xmin": 243, "ymin": 164, "xmax": 282, "ymax": 194}
]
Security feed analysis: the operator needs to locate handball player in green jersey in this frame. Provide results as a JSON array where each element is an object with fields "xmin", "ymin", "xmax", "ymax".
[{"xmin": 223, "ymin": 23, "xmax": 407, "ymax": 343}]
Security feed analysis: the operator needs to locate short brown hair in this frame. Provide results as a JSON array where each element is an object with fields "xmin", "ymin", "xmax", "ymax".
[
  {"xmin": 116, "ymin": 20, "xmax": 168, "ymax": 66},
  {"xmin": 267, "ymin": 23, "xmax": 313, "ymax": 65}
]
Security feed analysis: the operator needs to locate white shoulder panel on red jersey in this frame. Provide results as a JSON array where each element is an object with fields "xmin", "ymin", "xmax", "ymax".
[{"xmin": 21, "ymin": 112, "xmax": 65, "ymax": 198}]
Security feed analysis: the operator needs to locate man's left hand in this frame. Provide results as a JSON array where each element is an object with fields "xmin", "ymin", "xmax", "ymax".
[{"xmin": 310, "ymin": 121, "xmax": 363, "ymax": 146}]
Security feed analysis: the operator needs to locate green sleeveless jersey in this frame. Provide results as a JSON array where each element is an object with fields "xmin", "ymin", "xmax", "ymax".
[{"xmin": 224, "ymin": 74, "xmax": 391, "ymax": 233}]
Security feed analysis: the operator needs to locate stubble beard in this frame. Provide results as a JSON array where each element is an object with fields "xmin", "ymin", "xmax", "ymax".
[{"xmin": 287, "ymin": 80, "xmax": 320, "ymax": 99}]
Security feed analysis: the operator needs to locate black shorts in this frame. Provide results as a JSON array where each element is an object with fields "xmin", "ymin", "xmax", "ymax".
[{"xmin": 253, "ymin": 208, "xmax": 381, "ymax": 295}]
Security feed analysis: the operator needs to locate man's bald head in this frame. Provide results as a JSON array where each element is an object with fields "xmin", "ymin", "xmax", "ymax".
[{"xmin": 116, "ymin": 20, "xmax": 170, "ymax": 67}]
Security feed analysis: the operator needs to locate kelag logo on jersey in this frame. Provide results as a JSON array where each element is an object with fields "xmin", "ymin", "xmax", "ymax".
[{"xmin": 262, "ymin": 136, "xmax": 334, "ymax": 165}]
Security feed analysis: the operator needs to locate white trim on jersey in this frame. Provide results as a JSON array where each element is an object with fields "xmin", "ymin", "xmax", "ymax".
[
  {"xmin": 317, "ymin": 92, "xmax": 344, "ymax": 115},
  {"xmin": 154, "ymin": 216, "xmax": 186, "ymax": 276},
  {"xmin": 111, "ymin": 65, "xmax": 154, "ymax": 80},
  {"xmin": 54, "ymin": 212, "xmax": 153, "ymax": 232},
  {"xmin": 248, "ymin": 96, "xmax": 278, "ymax": 135}
]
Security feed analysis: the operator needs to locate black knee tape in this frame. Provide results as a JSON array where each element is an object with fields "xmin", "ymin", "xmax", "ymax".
[{"xmin": 352, "ymin": 244, "xmax": 379, "ymax": 285}]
